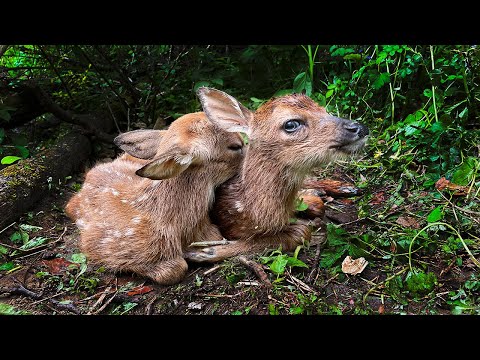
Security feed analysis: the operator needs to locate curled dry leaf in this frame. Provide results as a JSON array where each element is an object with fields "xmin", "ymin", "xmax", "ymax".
[
  {"xmin": 341, "ymin": 256, "xmax": 368, "ymax": 275},
  {"xmin": 42, "ymin": 258, "xmax": 78, "ymax": 275},
  {"xmin": 395, "ymin": 216, "xmax": 421, "ymax": 229},
  {"xmin": 435, "ymin": 177, "xmax": 468, "ymax": 196}
]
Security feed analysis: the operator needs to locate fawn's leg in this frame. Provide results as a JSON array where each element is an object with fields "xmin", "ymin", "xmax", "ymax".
[
  {"xmin": 133, "ymin": 257, "xmax": 188, "ymax": 286},
  {"xmin": 184, "ymin": 223, "xmax": 311, "ymax": 263}
]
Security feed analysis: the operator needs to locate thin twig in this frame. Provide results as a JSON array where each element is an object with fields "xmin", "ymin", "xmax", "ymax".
[
  {"xmin": 286, "ymin": 271, "xmax": 316, "ymax": 293},
  {"xmin": 363, "ymin": 267, "xmax": 409, "ymax": 305},
  {"xmin": 92, "ymin": 292, "xmax": 118, "ymax": 315},
  {"xmin": 204, "ymin": 265, "xmax": 222, "ymax": 276},
  {"xmin": 87, "ymin": 285, "xmax": 113, "ymax": 315},
  {"xmin": 237, "ymin": 255, "xmax": 272, "ymax": 288},
  {"xmin": 0, "ymin": 222, "xmax": 16, "ymax": 235},
  {"xmin": 189, "ymin": 239, "xmax": 232, "ymax": 247}
]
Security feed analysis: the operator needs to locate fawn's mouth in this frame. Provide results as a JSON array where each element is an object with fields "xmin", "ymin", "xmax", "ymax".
[{"xmin": 330, "ymin": 137, "xmax": 368, "ymax": 154}]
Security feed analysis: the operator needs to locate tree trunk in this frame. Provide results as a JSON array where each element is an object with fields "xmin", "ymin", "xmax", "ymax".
[{"xmin": 0, "ymin": 128, "xmax": 91, "ymax": 229}]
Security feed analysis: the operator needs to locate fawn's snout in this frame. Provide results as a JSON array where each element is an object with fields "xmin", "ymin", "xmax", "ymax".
[{"xmin": 343, "ymin": 121, "xmax": 369, "ymax": 138}]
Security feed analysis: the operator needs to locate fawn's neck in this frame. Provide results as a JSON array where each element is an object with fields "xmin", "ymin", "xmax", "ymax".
[{"xmin": 239, "ymin": 148, "xmax": 306, "ymax": 230}]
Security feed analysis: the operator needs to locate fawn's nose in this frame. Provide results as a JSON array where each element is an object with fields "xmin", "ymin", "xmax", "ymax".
[{"xmin": 344, "ymin": 123, "xmax": 369, "ymax": 138}]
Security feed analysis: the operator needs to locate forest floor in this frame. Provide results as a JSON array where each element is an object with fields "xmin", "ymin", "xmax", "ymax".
[{"xmin": 1, "ymin": 160, "xmax": 472, "ymax": 316}]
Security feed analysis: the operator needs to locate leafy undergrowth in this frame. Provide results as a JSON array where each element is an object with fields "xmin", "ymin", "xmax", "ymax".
[{"xmin": 1, "ymin": 161, "xmax": 479, "ymax": 315}]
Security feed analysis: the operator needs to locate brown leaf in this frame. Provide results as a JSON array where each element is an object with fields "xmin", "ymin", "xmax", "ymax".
[
  {"xmin": 395, "ymin": 216, "xmax": 421, "ymax": 229},
  {"xmin": 303, "ymin": 179, "xmax": 362, "ymax": 197},
  {"xmin": 341, "ymin": 256, "xmax": 368, "ymax": 275},
  {"xmin": 378, "ymin": 304, "xmax": 385, "ymax": 314},
  {"xmin": 435, "ymin": 177, "xmax": 469, "ymax": 196},
  {"xmin": 126, "ymin": 285, "xmax": 154, "ymax": 296},
  {"xmin": 42, "ymin": 258, "xmax": 78, "ymax": 275},
  {"xmin": 369, "ymin": 191, "xmax": 387, "ymax": 205}
]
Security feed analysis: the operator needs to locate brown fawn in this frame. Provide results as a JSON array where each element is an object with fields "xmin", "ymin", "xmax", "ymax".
[
  {"xmin": 184, "ymin": 88, "xmax": 369, "ymax": 262},
  {"xmin": 65, "ymin": 112, "xmax": 244, "ymax": 285}
]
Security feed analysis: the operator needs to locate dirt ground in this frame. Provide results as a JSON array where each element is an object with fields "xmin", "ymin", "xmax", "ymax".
[{"xmin": 0, "ymin": 169, "xmax": 464, "ymax": 316}]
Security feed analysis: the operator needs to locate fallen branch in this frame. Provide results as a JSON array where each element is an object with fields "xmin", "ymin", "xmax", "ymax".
[
  {"xmin": 2, "ymin": 281, "xmax": 80, "ymax": 314},
  {"xmin": 237, "ymin": 255, "xmax": 272, "ymax": 289}
]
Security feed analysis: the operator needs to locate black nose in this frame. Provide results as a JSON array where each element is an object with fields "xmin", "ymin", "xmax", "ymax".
[{"xmin": 344, "ymin": 122, "xmax": 369, "ymax": 138}]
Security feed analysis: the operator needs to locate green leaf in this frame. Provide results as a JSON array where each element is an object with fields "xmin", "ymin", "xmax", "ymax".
[
  {"xmin": 15, "ymin": 145, "xmax": 29, "ymax": 159},
  {"xmin": 10, "ymin": 230, "xmax": 29, "ymax": 244},
  {"xmin": 269, "ymin": 255, "xmax": 289, "ymax": 274},
  {"xmin": 295, "ymin": 198, "xmax": 308, "ymax": 212},
  {"xmin": 0, "ymin": 245, "xmax": 9, "ymax": 255},
  {"xmin": 319, "ymin": 246, "xmax": 348, "ymax": 268},
  {"xmin": 0, "ymin": 302, "xmax": 30, "ymax": 315},
  {"xmin": 325, "ymin": 89, "xmax": 334, "ymax": 98},
  {"xmin": 71, "ymin": 253, "xmax": 87, "ymax": 264},
  {"xmin": 289, "ymin": 306, "xmax": 304, "ymax": 314},
  {"xmin": 19, "ymin": 224, "xmax": 43, "ymax": 232},
  {"xmin": 423, "ymin": 88, "xmax": 433, "ymax": 97},
  {"xmin": 293, "ymin": 72, "xmax": 312, "ymax": 96},
  {"xmin": 19, "ymin": 236, "xmax": 48, "ymax": 250},
  {"xmin": 0, "ymin": 262, "xmax": 15, "ymax": 271},
  {"xmin": 458, "ymin": 107, "xmax": 468, "ymax": 119},
  {"xmin": 427, "ymin": 207, "xmax": 443, "ymax": 223},
  {"xmin": 286, "ymin": 257, "xmax": 308, "ymax": 268},
  {"xmin": 452, "ymin": 157, "xmax": 477, "ymax": 186},
  {"xmin": 1, "ymin": 155, "xmax": 22, "ymax": 165},
  {"xmin": 430, "ymin": 122, "xmax": 444, "ymax": 133},
  {"xmin": 343, "ymin": 54, "xmax": 362, "ymax": 61},
  {"xmin": 372, "ymin": 72, "xmax": 390, "ymax": 90}
]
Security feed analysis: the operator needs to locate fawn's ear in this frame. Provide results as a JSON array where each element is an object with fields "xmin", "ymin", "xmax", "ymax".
[
  {"xmin": 136, "ymin": 148, "xmax": 196, "ymax": 180},
  {"xmin": 114, "ymin": 129, "xmax": 167, "ymax": 160},
  {"xmin": 197, "ymin": 87, "xmax": 253, "ymax": 135}
]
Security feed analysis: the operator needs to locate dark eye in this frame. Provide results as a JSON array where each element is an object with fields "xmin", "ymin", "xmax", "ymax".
[
  {"xmin": 283, "ymin": 119, "xmax": 304, "ymax": 133},
  {"xmin": 228, "ymin": 144, "xmax": 243, "ymax": 151}
]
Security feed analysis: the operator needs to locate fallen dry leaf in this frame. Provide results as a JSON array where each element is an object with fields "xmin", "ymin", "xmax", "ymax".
[
  {"xmin": 341, "ymin": 256, "xmax": 368, "ymax": 275},
  {"xmin": 369, "ymin": 191, "xmax": 387, "ymax": 205},
  {"xmin": 126, "ymin": 285, "xmax": 154, "ymax": 296},
  {"xmin": 42, "ymin": 258, "xmax": 78, "ymax": 275},
  {"xmin": 435, "ymin": 177, "xmax": 469, "ymax": 196},
  {"xmin": 395, "ymin": 215, "xmax": 421, "ymax": 229}
]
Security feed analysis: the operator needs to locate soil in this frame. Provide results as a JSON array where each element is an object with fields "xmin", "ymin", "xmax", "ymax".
[{"xmin": 0, "ymin": 166, "xmax": 465, "ymax": 316}]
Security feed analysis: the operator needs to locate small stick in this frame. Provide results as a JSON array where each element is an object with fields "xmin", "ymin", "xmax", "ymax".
[
  {"xmin": 87, "ymin": 285, "xmax": 113, "ymax": 315},
  {"xmin": 287, "ymin": 271, "xmax": 316, "ymax": 293},
  {"xmin": 145, "ymin": 295, "xmax": 158, "ymax": 315},
  {"xmin": 237, "ymin": 255, "xmax": 272, "ymax": 289},
  {"xmin": 204, "ymin": 265, "xmax": 222, "ymax": 276},
  {"xmin": 189, "ymin": 239, "xmax": 233, "ymax": 247},
  {"xmin": 92, "ymin": 292, "xmax": 118, "ymax": 315},
  {"xmin": 0, "ymin": 222, "xmax": 16, "ymax": 235}
]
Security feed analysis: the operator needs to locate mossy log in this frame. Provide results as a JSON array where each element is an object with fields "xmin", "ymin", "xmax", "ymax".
[{"xmin": 0, "ymin": 128, "xmax": 91, "ymax": 229}]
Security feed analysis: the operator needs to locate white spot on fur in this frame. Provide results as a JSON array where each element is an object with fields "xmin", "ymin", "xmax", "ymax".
[
  {"xmin": 121, "ymin": 199, "xmax": 128, "ymax": 203},
  {"xmin": 131, "ymin": 216, "xmax": 142, "ymax": 224},
  {"xmin": 125, "ymin": 228, "xmax": 135, "ymax": 236},
  {"xmin": 113, "ymin": 230, "xmax": 122, "ymax": 238},
  {"xmin": 235, "ymin": 200, "xmax": 244, "ymax": 212},
  {"xmin": 76, "ymin": 218, "xmax": 89, "ymax": 230},
  {"xmin": 111, "ymin": 188, "xmax": 120, "ymax": 196}
]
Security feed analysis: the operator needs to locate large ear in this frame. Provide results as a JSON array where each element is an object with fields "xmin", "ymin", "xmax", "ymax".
[
  {"xmin": 197, "ymin": 87, "xmax": 253, "ymax": 135},
  {"xmin": 135, "ymin": 152, "xmax": 194, "ymax": 180},
  {"xmin": 114, "ymin": 129, "xmax": 167, "ymax": 160}
]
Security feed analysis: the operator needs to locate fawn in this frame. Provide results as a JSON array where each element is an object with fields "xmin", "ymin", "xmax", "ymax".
[
  {"xmin": 185, "ymin": 88, "xmax": 369, "ymax": 262},
  {"xmin": 65, "ymin": 112, "xmax": 244, "ymax": 285}
]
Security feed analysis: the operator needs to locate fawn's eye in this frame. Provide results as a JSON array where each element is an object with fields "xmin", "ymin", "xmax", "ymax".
[
  {"xmin": 283, "ymin": 119, "xmax": 304, "ymax": 133},
  {"xmin": 228, "ymin": 144, "xmax": 243, "ymax": 151}
]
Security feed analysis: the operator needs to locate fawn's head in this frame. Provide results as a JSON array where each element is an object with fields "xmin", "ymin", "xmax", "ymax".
[
  {"xmin": 197, "ymin": 88, "xmax": 368, "ymax": 172},
  {"xmin": 114, "ymin": 112, "xmax": 244, "ymax": 182}
]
